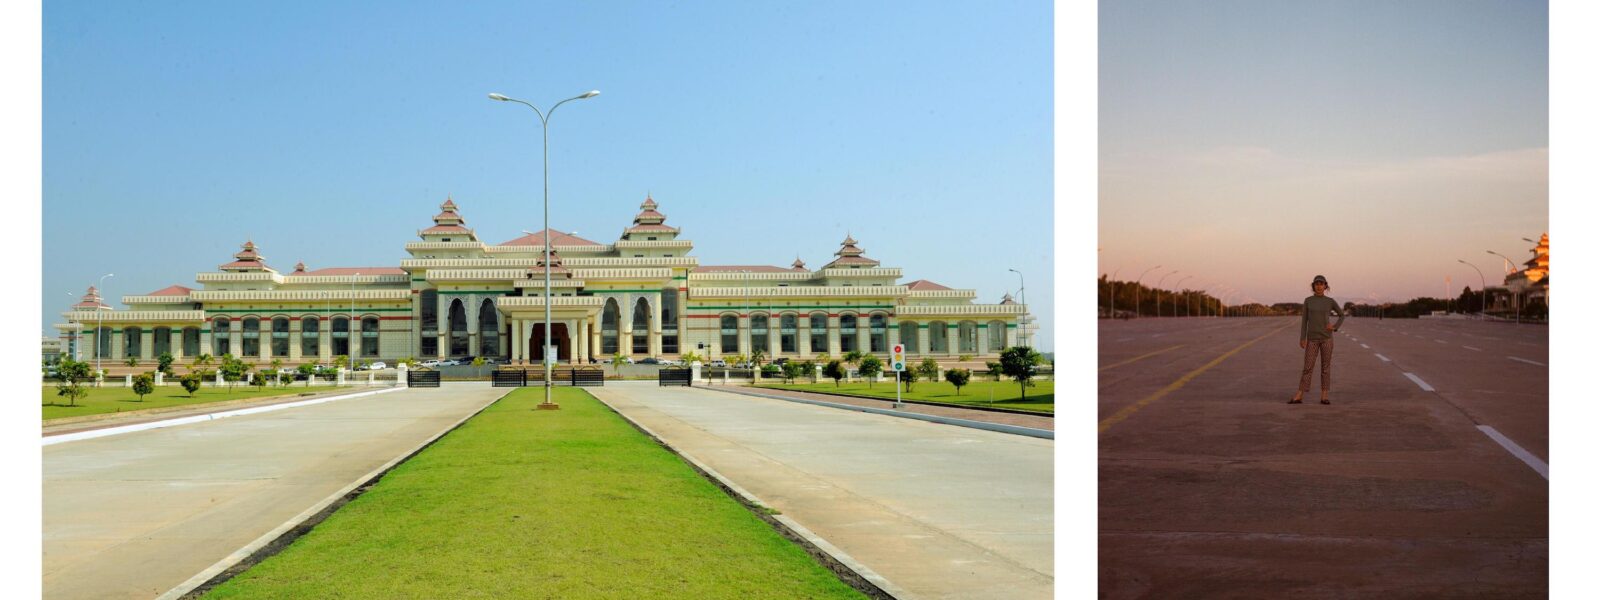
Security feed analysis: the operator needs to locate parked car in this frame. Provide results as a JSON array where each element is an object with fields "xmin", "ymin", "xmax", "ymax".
[
  {"xmin": 772, "ymin": 358, "xmax": 790, "ymax": 366},
  {"xmin": 639, "ymin": 357, "xmax": 660, "ymax": 365},
  {"xmin": 369, "ymin": 361, "xmax": 387, "ymax": 370},
  {"xmin": 419, "ymin": 359, "xmax": 442, "ymax": 368},
  {"xmin": 709, "ymin": 359, "xmax": 727, "ymax": 368}
]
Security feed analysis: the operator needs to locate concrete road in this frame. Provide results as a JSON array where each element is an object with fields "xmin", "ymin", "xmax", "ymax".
[
  {"xmin": 43, "ymin": 383, "xmax": 506, "ymax": 600},
  {"xmin": 1099, "ymin": 316, "xmax": 1547, "ymax": 598},
  {"xmin": 590, "ymin": 382, "xmax": 1053, "ymax": 600}
]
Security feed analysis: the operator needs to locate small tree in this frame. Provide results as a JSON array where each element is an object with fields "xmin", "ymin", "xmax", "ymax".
[
  {"xmin": 54, "ymin": 358, "xmax": 92, "ymax": 407},
  {"xmin": 334, "ymin": 355, "xmax": 349, "ymax": 371},
  {"xmin": 915, "ymin": 357, "xmax": 940, "ymax": 383},
  {"xmin": 158, "ymin": 352, "xmax": 176, "ymax": 377},
  {"xmin": 297, "ymin": 363, "xmax": 317, "ymax": 386},
  {"xmin": 612, "ymin": 352, "xmax": 627, "ymax": 369},
  {"xmin": 985, "ymin": 361, "xmax": 1004, "ymax": 382},
  {"xmin": 821, "ymin": 360, "xmax": 846, "ymax": 387},
  {"xmin": 796, "ymin": 360, "xmax": 817, "ymax": 383},
  {"xmin": 958, "ymin": 354, "xmax": 973, "ymax": 362},
  {"xmin": 131, "ymin": 372, "xmax": 155, "ymax": 401},
  {"xmin": 750, "ymin": 349, "xmax": 767, "ymax": 368},
  {"xmin": 999, "ymin": 346, "xmax": 1044, "ymax": 401},
  {"xmin": 781, "ymin": 360, "xmax": 805, "ymax": 384},
  {"xmin": 842, "ymin": 350, "xmax": 864, "ymax": 367},
  {"xmin": 680, "ymin": 350, "xmax": 702, "ymax": 365},
  {"xmin": 179, "ymin": 372, "xmax": 203, "ymax": 397},
  {"xmin": 472, "ymin": 356, "xmax": 486, "ymax": 378},
  {"xmin": 899, "ymin": 368, "xmax": 917, "ymax": 392},
  {"xmin": 125, "ymin": 355, "xmax": 140, "ymax": 368},
  {"xmin": 944, "ymin": 368, "xmax": 971, "ymax": 395},
  {"xmin": 858, "ymin": 355, "xmax": 884, "ymax": 387},
  {"xmin": 219, "ymin": 354, "xmax": 247, "ymax": 393},
  {"xmin": 250, "ymin": 368, "xmax": 270, "ymax": 390}
]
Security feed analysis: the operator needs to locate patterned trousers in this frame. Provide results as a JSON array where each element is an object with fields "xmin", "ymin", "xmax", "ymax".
[{"xmin": 1299, "ymin": 338, "xmax": 1333, "ymax": 392}]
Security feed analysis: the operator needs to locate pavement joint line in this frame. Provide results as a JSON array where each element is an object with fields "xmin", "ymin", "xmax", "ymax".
[
  {"xmin": 1360, "ymin": 344, "xmax": 1370, "ymax": 349},
  {"xmin": 42, "ymin": 386, "xmax": 408, "ymax": 446},
  {"xmin": 159, "ymin": 386, "xmax": 509, "ymax": 600},
  {"xmin": 1464, "ymin": 345, "xmax": 1483, "ymax": 352},
  {"xmin": 1476, "ymin": 425, "xmax": 1549, "ymax": 479},
  {"xmin": 1098, "ymin": 322, "xmax": 1294, "ymax": 434},
  {"xmin": 1506, "ymin": 356, "xmax": 1546, "ymax": 367},
  {"xmin": 1099, "ymin": 344, "xmax": 1184, "ymax": 372},
  {"xmin": 1435, "ymin": 339, "xmax": 1449, "ymax": 344},
  {"xmin": 707, "ymin": 386, "xmax": 1053, "ymax": 439},
  {"xmin": 1403, "ymin": 372, "xmax": 1435, "ymax": 392},
  {"xmin": 1374, "ymin": 353, "xmax": 1391, "ymax": 362}
]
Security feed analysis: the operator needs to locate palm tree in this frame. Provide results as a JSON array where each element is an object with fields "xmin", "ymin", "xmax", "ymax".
[
  {"xmin": 843, "ymin": 350, "xmax": 864, "ymax": 366},
  {"xmin": 192, "ymin": 353, "xmax": 213, "ymax": 373},
  {"xmin": 750, "ymin": 348, "xmax": 767, "ymax": 369}
]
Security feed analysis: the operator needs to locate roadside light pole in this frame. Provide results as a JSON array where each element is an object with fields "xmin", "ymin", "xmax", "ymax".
[
  {"xmin": 490, "ymin": 89, "xmax": 600, "ymax": 410},
  {"xmin": 95, "ymin": 273, "xmax": 113, "ymax": 377},
  {"xmin": 1173, "ymin": 275, "xmax": 1192, "ymax": 317},
  {"xmin": 1487, "ymin": 250, "xmax": 1520, "ymax": 324},
  {"xmin": 1135, "ymin": 265, "xmax": 1160, "ymax": 319},
  {"xmin": 1458, "ymin": 260, "xmax": 1486, "ymax": 318},
  {"xmin": 1008, "ymin": 268, "xmax": 1026, "ymax": 347},
  {"xmin": 1156, "ymin": 270, "xmax": 1178, "ymax": 318},
  {"xmin": 1107, "ymin": 267, "xmax": 1122, "ymax": 319}
]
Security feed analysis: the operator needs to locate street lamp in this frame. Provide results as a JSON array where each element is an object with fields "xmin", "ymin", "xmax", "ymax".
[
  {"xmin": 1458, "ymin": 260, "xmax": 1486, "ymax": 318},
  {"xmin": 1156, "ymin": 270, "xmax": 1179, "ymax": 318},
  {"xmin": 491, "ymin": 89, "xmax": 601, "ymax": 410},
  {"xmin": 1173, "ymin": 275, "xmax": 1192, "ymax": 317},
  {"xmin": 1008, "ymin": 268, "xmax": 1026, "ymax": 347},
  {"xmin": 1487, "ymin": 250, "xmax": 1520, "ymax": 324},
  {"xmin": 94, "ymin": 273, "xmax": 113, "ymax": 377},
  {"xmin": 1135, "ymin": 265, "xmax": 1161, "ymax": 318}
]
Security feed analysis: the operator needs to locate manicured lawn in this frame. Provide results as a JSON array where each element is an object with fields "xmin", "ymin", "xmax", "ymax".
[
  {"xmin": 203, "ymin": 387, "xmax": 865, "ymax": 599},
  {"xmin": 761, "ymin": 379, "xmax": 1054, "ymax": 414},
  {"xmin": 42, "ymin": 385, "xmax": 349, "ymax": 421}
]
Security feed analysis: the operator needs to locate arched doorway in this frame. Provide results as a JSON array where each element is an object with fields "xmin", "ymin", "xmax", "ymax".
[{"xmin": 528, "ymin": 323, "xmax": 571, "ymax": 363}]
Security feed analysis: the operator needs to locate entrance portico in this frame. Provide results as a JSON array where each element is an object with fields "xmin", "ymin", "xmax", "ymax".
[{"xmin": 500, "ymin": 296, "xmax": 603, "ymax": 365}]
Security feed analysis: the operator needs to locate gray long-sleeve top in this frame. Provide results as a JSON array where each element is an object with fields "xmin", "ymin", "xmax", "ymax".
[{"xmin": 1301, "ymin": 294, "xmax": 1346, "ymax": 342}]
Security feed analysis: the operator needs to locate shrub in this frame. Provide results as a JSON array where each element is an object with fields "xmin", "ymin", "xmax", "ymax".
[
  {"xmin": 944, "ymin": 368, "xmax": 971, "ymax": 395},
  {"xmin": 158, "ymin": 352, "xmax": 176, "ymax": 377},
  {"xmin": 999, "ymin": 346, "xmax": 1044, "ymax": 401},
  {"xmin": 219, "ymin": 354, "xmax": 248, "ymax": 393},
  {"xmin": 297, "ymin": 363, "xmax": 317, "ymax": 386},
  {"xmin": 131, "ymin": 372, "xmax": 155, "ymax": 401},
  {"xmin": 251, "ymin": 369, "xmax": 270, "ymax": 390},
  {"xmin": 958, "ymin": 354, "xmax": 973, "ymax": 362},
  {"xmin": 899, "ymin": 368, "xmax": 917, "ymax": 392},
  {"xmin": 915, "ymin": 357, "xmax": 940, "ymax": 383},
  {"xmin": 780, "ymin": 361, "xmax": 805, "ymax": 384},
  {"xmin": 858, "ymin": 355, "xmax": 884, "ymax": 387},
  {"xmin": 985, "ymin": 361, "xmax": 1003, "ymax": 382},
  {"xmin": 180, "ymin": 372, "xmax": 203, "ymax": 396},
  {"xmin": 821, "ymin": 360, "xmax": 846, "ymax": 387},
  {"xmin": 125, "ymin": 355, "xmax": 140, "ymax": 368}
]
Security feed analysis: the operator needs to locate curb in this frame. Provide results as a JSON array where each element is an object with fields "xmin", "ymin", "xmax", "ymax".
[
  {"xmin": 161, "ymin": 389, "xmax": 510, "ymax": 599},
  {"xmin": 708, "ymin": 386, "xmax": 1054, "ymax": 440},
  {"xmin": 750, "ymin": 385, "xmax": 1054, "ymax": 418},
  {"xmin": 43, "ymin": 386, "xmax": 408, "ymax": 446},
  {"xmin": 591, "ymin": 393, "xmax": 913, "ymax": 600}
]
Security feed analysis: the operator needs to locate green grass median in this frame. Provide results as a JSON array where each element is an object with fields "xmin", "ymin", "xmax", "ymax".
[
  {"xmin": 760, "ymin": 380, "xmax": 1054, "ymax": 414},
  {"xmin": 203, "ymin": 387, "xmax": 865, "ymax": 599},
  {"xmin": 42, "ymin": 385, "xmax": 350, "ymax": 421}
]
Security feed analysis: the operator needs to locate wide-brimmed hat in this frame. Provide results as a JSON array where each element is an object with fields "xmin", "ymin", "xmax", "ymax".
[{"xmin": 1312, "ymin": 275, "xmax": 1329, "ymax": 288}]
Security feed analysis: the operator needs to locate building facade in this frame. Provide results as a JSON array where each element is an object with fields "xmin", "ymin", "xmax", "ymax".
[{"xmin": 55, "ymin": 196, "xmax": 1031, "ymax": 368}]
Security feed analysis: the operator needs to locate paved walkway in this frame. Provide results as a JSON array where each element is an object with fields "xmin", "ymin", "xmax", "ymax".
[
  {"xmin": 42, "ymin": 383, "xmax": 506, "ymax": 600},
  {"xmin": 590, "ymin": 382, "xmax": 1053, "ymax": 600},
  {"xmin": 734, "ymin": 385, "xmax": 1054, "ymax": 431}
]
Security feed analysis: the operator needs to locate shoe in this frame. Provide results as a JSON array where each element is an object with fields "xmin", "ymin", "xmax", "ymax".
[
  {"xmin": 1320, "ymin": 398, "xmax": 1331, "ymax": 405},
  {"xmin": 1288, "ymin": 398, "xmax": 1303, "ymax": 404}
]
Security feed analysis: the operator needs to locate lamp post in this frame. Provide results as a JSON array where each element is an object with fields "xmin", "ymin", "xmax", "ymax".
[
  {"xmin": 1173, "ymin": 275, "xmax": 1192, "ymax": 317},
  {"xmin": 1107, "ymin": 267, "xmax": 1122, "ymax": 319},
  {"xmin": 1008, "ymin": 268, "xmax": 1026, "ymax": 347},
  {"xmin": 94, "ymin": 273, "xmax": 113, "ymax": 376},
  {"xmin": 351, "ymin": 273, "xmax": 360, "ymax": 362},
  {"xmin": 1458, "ymin": 260, "xmax": 1486, "ymax": 318},
  {"xmin": 1156, "ymin": 270, "xmax": 1179, "ymax": 318},
  {"xmin": 490, "ymin": 89, "xmax": 600, "ymax": 410},
  {"xmin": 1135, "ymin": 265, "xmax": 1160, "ymax": 318},
  {"xmin": 1487, "ymin": 250, "xmax": 1520, "ymax": 324}
]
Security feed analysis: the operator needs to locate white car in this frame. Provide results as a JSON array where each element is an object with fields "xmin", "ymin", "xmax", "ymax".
[
  {"xmin": 419, "ymin": 359, "xmax": 442, "ymax": 368},
  {"xmin": 369, "ymin": 361, "xmax": 387, "ymax": 370},
  {"xmin": 709, "ymin": 360, "xmax": 727, "ymax": 368}
]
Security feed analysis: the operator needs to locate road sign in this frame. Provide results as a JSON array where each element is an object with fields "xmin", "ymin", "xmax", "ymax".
[{"xmin": 891, "ymin": 344, "xmax": 905, "ymax": 371}]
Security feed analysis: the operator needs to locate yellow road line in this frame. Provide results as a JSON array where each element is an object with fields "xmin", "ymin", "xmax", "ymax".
[
  {"xmin": 1098, "ymin": 323, "xmax": 1294, "ymax": 434},
  {"xmin": 1098, "ymin": 344, "xmax": 1184, "ymax": 372}
]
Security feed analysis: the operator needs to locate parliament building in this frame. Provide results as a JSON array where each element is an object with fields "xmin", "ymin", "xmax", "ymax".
[{"xmin": 55, "ymin": 196, "xmax": 1031, "ymax": 368}]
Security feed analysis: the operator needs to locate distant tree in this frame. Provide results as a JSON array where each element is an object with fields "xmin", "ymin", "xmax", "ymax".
[
  {"xmin": 750, "ymin": 349, "xmax": 767, "ymax": 368},
  {"xmin": 612, "ymin": 353, "xmax": 627, "ymax": 370},
  {"xmin": 842, "ymin": 350, "xmax": 864, "ymax": 367},
  {"xmin": 269, "ymin": 357, "xmax": 282, "ymax": 373},
  {"xmin": 54, "ymin": 358, "xmax": 92, "ymax": 407},
  {"xmin": 219, "ymin": 354, "xmax": 247, "ymax": 393},
  {"xmin": 157, "ymin": 352, "xmax": 176, "ymax": 377},
  {"xmin": 297, "ymin": 363, "xmax": 317, "ymax": 386},
  {"xmin": 250, "ymin": 368, "xmax": 270, "ymax": 390},
  {"xmin": 179, "ymin": 372, "xmax": 203, "ymax": 397},
  {"xmin": 131, "ymin": 372, "xmax": 155, "ymax": 401},
  {"xmin": 958, "ymin": 354, "xmax": 973, "ymax": 362},
  {"xmin": 125, "ymin": 355, "xmax": 140, "ymax": 368},
  {"xmin": 796, "ymin": 360, "xmax": 817, "ymax": 383},
  {"xmin": 998, "ymin": 346, "xmax": 1044, "ymax": 401},
  {"xmin": 191, "ymin": 353, "xmax": 213, "ymax": 374},
  {"xmin": 915, "ymin": 357, "xmax": 940, "ymax": 383},
  {"xmin": 944, "ymin": 368, "xmax": 971, "ymax": 395},
  {"xmin": 680, "ymin": 350, "xmax": 702, "ymax": 365},
  {"xmin": 780, "ymin": 361, "xmax": 805, "ymax": 384},
  {"xmin": 334, "ymin": 355, "xmax": 349, "ymax": 371},
  {"xmin": 760, "ymin": 364, "xmax": 781, "ymax": 379},
  {"xmin": 898, "ymin": 368, "xmax": 917, "ymax": 392},
  {"xmin": 985, "ymin": 361, "xmax": 1004, "ymax": 382},
  {"xmin": 858, "ymin": 355, "xmax": 884, "ymax": 387},
  {"xmin": 821, "ymin": 360, "xmax": 846, "ymax": 387}
]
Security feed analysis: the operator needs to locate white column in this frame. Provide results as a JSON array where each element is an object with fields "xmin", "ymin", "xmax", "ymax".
[
  {"xmin": 946, "ymin": 323, "xmax": 959, "ymax": 356},
  {"xmin": 289, "ymin": 320, "xmax": 302, "ymax": 361},
  {"xmin": 169, "ymin": 329, "xmax": 183, "ymax": 360},
  {"xmin": 565, "ymin": 320, "xmax": 578, "ymax": 364},
  {"xmin": 649, "ymin": 298, "xmax": 663, "ymax": 357},
  {"xmin": 231, "ymin": 324, "xmax": 243, "ymax": 360},
  {"xmin": 769, "ymin": 321, "xmax": 781, "ymax": 359},
  {"xmin": 512, "ymin": 319, "xmax": 524, "ymax": 363},
  {"xmin": 798, "ymin": 317, "xmax": 812, "ymax": 359},
  {"xmin": 827, "ymin": 315, "xmax": 841, "ymax": 356},
  {"xmin": 977, "ymin": 324, "xmax": 989, "ymax": 357},
  {"xmin": 738, "ymin": 314, "xmax": 752, "ymax": 358},
  {"xmin": 590, "ymin": 318, "xmax": 601, "ymax": 362},
  {"xmin": 618, "ymin": 308, "xmax": 633, "ymax": 358},
  {"xmin": 319, "ymin": 319, "xmax": 332, "ymax": 362},
  {"xmin": 200, "ymin": 328, "xmax": 212, "ymax": 357},
  {"xmin": 918, "ymin": 325, "xmax": 930, "ymax": 357},
  {"xmin": 435, "ymin": 294, "xmax": 449, "ymax": 359},
  {"xmin": 140, "ymin": 329, "xmax": 154, "ymax": 361},
  {"xmin": 1005, "ymin": 322, "xmax": 1018, "ymax": 348}
]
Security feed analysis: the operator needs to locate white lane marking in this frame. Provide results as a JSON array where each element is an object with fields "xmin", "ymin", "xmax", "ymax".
[
  {"xmin": 1403, "ymin": 372, "xmax": 1434, "ymax": 392},
  {"xmin": 1374, "ymin": 353, "xmax": 1391, "ymax": 362},
  {"xmin": 1360, "ymin": 343, "xmax": 1370, "ymax": 349},
  {"xmin": 43, "ymin": 386, "xmax": 407, "ymax": 446},
  {"xmin": 1435, "ymin": 339, "xmax": 1449, "ymax": 344},
  {"xmin": 1477, "ymin": 425, "xmax": 1549, "ymax": 479},
  {"xmin": 1463, "ymin": 345, "xmax": 1482, "ymax": 352},
  {"xmin": 1507, "ymin": 356, "xmax": 1546, "ymax": 367}
]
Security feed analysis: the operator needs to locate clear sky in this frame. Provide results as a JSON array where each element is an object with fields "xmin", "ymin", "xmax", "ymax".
[
  {"xmin": 41, "ymin": 1, "xmax": 1053, "ymax": 348},
  {"xmin": 1100, "ymin": 0, "xmax": 1547, "ymax": 306}
]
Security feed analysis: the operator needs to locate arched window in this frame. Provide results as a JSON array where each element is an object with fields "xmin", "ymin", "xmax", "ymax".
[
  {"xmin": 661, "ymin": 287, "xmax": 679, "ymax": 354},
  {"xmin": 987, "ymin": 320, "xmax": 1007, "ymax": 353},
  {"xmin": 779, "ymin": 314, "xmax": 798, "ymax": 354},
  {"xmin": 601, "ymin": 298, "xmax": 620, "ymax": 355},
  {"xmin": 720, "ymin": 314, "xmax": 740, "ymax": 354},
  {"xmin": 447, "ymin": 299, "xmax": 468, "ymax": 357},
  {"xmin": 362, "ymin": 316, "xmax": 381, "ymax": 357},
  {"xmin": 123, "ymin": 326, "xmax": 142, "ymax": 360},
  {"xmin": 750, "ymin": 314, "xmax": 769, "ymax": 356},
  {"xmin": 96, "ymin": 326, "xmax": 114, "ymax": 359},
  {"xmin": 182, "ymin": 327, "xmax": 200, "ymax": 356},
  {"xmin": 478, "ymin": 299, "xmax": 499, "ymax": 358},
  {"xmin": 839, "ymin": 314, "xmax": 858, "ymax": 353},
  {"xmin": 809, "ymin": 312, "xmax": 828, "ymax": 353},
  {"xmin": 419, "ymin": 289, "xmax": 439, "ymax": 357},
  {"xmin": 869, "ymin": 314, "xmax": 888, "ymax": 353},
  {"xmin": 212, "ymin": 317, "xmax": 231, "ymax": 356},
  {"xmin": 331, "ymin": 317, "xmax": 350, "ymax": 357},
  {"xmin": 958, "ymin": 321, "xmax": 978, "ymax": 354},
  {"xmin": 241, "ymin": 317, "xmax": 260, "ymax": 357},
  {"xmin": 900, "ymin": 321, "xmax": 918, "ymax": 353},
  {"xmin": 928, "ymin": 321, "xmax": 948, "ymax": 353},
  {"xmin": 153, "ymin": 326, "xmax": 171, "ymax": 357},
  {"xmin": 301, "ymin": 316, "xmax": 320, "ymax": 357},
  {"xmin": 632, "ymin": 298, "xmax": 650, "ymax": 355},
  {"xmin": 271, "ymin": 317, "xmax": 290, "ymax": 357}
]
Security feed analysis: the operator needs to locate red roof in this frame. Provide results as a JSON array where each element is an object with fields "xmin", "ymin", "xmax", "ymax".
[
  {"xmin": 72, "ymin": 301, "xmax": 109, "ymax": 309},
  {"xmin": 218, "ymin": 260, "xmax": 268, "ymax": 269},
  {"xmin": 905, "ymin": 279, "xmax": 951, "ymax": 291},
  {"xmin": 695, "ymin": 265, "xmax": 794, "ymax": 273},
  {"xmin": 502, "ymin": 229, "xmax": 603, "ymax": 247},
  {"xmin": 293, "ymin": 267, "xmax": 407, "ymax": 276},
  {"xmin": 827, "ymin": 256, "xmax": 880, "ymax": 266},
  {"xmin": 146, "ymin": 285, "xmax": 194, "ymax": 296},
  {"xmin": 633, "ymin": 209, "xmax": 666, "ymax": 220},
  {"xmin": 421, "ymin": 224, "xmax": 472, "ymax": 235},
  {"xmin": 623, "ymin": 224, "xmax": 679, "ymax": 233}
]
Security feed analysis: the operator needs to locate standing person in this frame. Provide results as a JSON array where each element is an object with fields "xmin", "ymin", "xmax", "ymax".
[{"xmin": 1291, "ymin": 275, "xmax": 1345, "ymax": 405}]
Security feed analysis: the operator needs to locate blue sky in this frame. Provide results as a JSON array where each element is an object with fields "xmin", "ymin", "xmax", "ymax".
[
  {"xmin": 41, "ymin": 1, "xmax": 1054, "ymax": 348},
  {"xmin": 1100, "ymin": 1, "xmax": 1547, "ymax": 305}
]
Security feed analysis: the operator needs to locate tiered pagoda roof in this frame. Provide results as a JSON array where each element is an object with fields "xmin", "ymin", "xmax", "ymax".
[
  {"xmin": 622, "ymin": 194, "xmax": 680, "ymax": 237},
  {"xmin": 218, "ymin": 240, "xmax": 273, "ymax": 272},
  {"xmin": 823, "ymin": 234, "xmax": 880, "ymax": 268},
  {"xmin": 999, "ymin": 292, "xmax": 1017, "ymax": 305},
  {"xmin": 71, "ymin": 285, "xmax": 111, "ymax": 310},
  {"xmin": 419, "ymin": 196, "xmax": 477, "ymax": 239},
  {"xmin": 791, "ymin": 257, "xmax": 808, "ymax": 271}
]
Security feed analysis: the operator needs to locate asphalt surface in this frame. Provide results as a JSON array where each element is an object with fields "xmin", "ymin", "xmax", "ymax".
[
  {"xmin": 590, "ymin": 382, "xmax": 1054, "ymax": 600},
  {"xmin": 1099, "ymin": 316, "xmax": 1547, "ymax": 598},
  {"xmin": 42, "ymin": 383, "xmax": 506, "ymax": 600}
]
